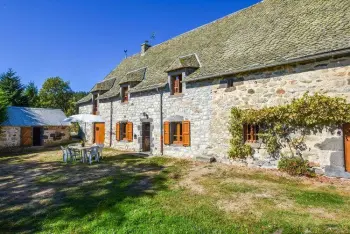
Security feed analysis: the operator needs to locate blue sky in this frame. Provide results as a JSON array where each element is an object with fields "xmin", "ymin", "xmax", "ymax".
[{"xmin": 0, "ymin": 0, "xmax": 260, "ymax": 92}]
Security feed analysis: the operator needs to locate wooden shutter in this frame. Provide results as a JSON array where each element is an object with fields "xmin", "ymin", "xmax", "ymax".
[
  {"xmin": 182, "ymin": 121, "xmax": 190, "ymax": 146},
  {"xmin": 21, "ymin": 127, "xmax": 32, "ymax": 146},
  {"xmin": 164, "ymin": 121, "xmax": 170, "ymax": 145},
  {"xmin": 116, "ymin": 122, "xmax": 120, "ymax": 141},
  {"xmin": 243, "ymin": 124, "xmax": 247, "ymax": 142},
  {"xmin": 126, "ymin": 122, "xmax": 133, "ymax": 142}
]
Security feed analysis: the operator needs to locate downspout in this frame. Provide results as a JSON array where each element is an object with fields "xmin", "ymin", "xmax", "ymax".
[
  {"xmin": 157, "ymin": 88, "xmax": 164, "ymax": 155},
  {"xmin": 109, "ymin": 99, "xmax": 113, "ymax": 147}
]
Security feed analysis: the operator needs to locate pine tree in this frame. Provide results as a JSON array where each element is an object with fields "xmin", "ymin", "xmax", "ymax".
[
  {"xmin": 0, "ymin": 68, "xmax": 28, "ymax": 106},
  {"xmin": 24, "ymin": 81, "xmax": 39, "ymax": 107},
  {"xmin": 0, "ymin": 89, "xmax": 8, "ymax": 124}
]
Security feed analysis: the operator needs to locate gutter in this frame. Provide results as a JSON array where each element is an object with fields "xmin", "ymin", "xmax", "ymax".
[
  {"xmin": 185, "ymin": 48, "xmax": 350, "ymax": 83},
  {"xmin": 129, "ymin": 83, "xmax": 166, "ymax": 94},
  {"xmin": 109, "ymin": 99, "xmax": 113, "ymax": 147}
]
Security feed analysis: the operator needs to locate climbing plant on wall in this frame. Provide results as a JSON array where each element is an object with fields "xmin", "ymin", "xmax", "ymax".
[{"xmin": 229, "ymin": 92, "xmax": 350, "ymax": 159}]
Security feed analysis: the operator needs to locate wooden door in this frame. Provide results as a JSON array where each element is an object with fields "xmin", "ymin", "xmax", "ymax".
[
  {"xmin": 142, "ymin": 123, "xmax": 151, "ymax": 152},
  {"xmin": 21, "ymin": 127, "xmax": 32, "ymax": 146},
  {"xmin": 94, "ymin": 123, "xmax": 105, "ymax": 144},
  {"xmin": 343, "ymin": 123, "xmax": 350, "ymax": 172}
]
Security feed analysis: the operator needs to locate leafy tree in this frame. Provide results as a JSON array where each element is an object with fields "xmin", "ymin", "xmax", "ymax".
[
  {"xmin": 0, "ymin": 68, "xmax": 28, "ymax": 106},
  {"xmin": 38, "ymin": 77, "xmax": 73, "ymax": 114},
  {"xmin": 66, "ymin": 91, "xmax": 89, "ymax": 116},
  {"xmin": 24, "ymin": 81, "xmax": 39, "ymax": 107},
  {"xmin": 73, "ymin": 91, "xmax": 89, "ymax": 101}
]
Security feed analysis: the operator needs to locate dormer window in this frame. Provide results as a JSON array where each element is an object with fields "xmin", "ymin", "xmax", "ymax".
[
  {"xmin": 122, "ymin": 86, "xmax": 129, "ymax": 103},
  {"xmin": 93, "ymin": 94, "xmax": 98, "ymax": 115},
  {"xmin": 227, "ymin": 79, "xmax": 234, "ymax": 88},
  {"xmin": 171, "ymin": 75, "xmax": 182, "ymax": 95}
]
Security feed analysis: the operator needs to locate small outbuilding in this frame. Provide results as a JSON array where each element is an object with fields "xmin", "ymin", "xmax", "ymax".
[{"xmin": 0, "ymin": 107, "xmax": 70, "ymax": 151}]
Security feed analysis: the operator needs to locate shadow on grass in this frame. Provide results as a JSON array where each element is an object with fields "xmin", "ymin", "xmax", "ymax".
[{"xmin": 0, "ymin": 151, "xmax": 168, "ymax": 233}]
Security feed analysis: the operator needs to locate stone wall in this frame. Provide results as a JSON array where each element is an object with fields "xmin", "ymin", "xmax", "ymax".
[
  {"xmin": 162, "ymin": 80, "xmax": 212, "ymax": 159},
  {"xmin": 78, "ymin": 54, "xmax": 350, "ymax": 178},
  {"xmin": 100, "ymin": 90, "xmax": 162, "ymax": 154},
  {"xmin": 78, "ymin": 103, "xmax": 94, "ymax": 144},
  {"xmin": 0, "ymin": 126, "xmax": 70, "ymax": 151},
  {"xmin": 42, "ymin": 126, "xmax": 70, "ymax": 146},
  {"xmin": 209, "ymin": 55, "xmax": 350, "ymax": 177},
  {"xmin": 0, "ymin": 127, "xmax": 21, "ymax": 149}
]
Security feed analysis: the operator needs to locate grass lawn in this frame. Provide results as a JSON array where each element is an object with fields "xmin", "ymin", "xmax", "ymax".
[{"xmin": 1, "ymin": 148, "xmax": 350, "ymax": 233}]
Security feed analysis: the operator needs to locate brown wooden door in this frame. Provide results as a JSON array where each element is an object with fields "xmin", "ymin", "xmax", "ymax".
[
  {"xmin": 343, "ymin": 123, "xmax": 350, "ymax": 172},
  {"xmin": 94, "ymin": 123, "xmax": 105, "ymax": 144},
  {"xmin": 21, "ymin": 127, "xmax": 32, "ymax": 146},
  {"xmin": 142, "ymin": 123, "xmax": 151, "ymax": 152}
]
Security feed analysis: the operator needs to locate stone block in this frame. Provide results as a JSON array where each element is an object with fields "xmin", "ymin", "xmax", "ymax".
[
  {"xmin": 329, "ymin": 152, "xmax": 344, "ymax": 167},
  {"xmin": 225, "ymin": 87, "xmax": 236, "ymax": 92},
  {"xmin": 314, "ymin": 137, "xmax": 343, "ymax": 151},
  {"xmin": 247, "ymin": 89, "xmax": 255, "ymax": 94}
]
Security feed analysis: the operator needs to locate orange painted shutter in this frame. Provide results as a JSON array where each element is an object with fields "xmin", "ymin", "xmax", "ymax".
[
  {"xmin": 116, "ymin": 122, "xmax": 120, "ymax": 141},
  {"xmin": 182, "ymin": 121, "xmax": 190, "ymax": 146},
  {"xmin": 21, "ymin": 127, "xmax": 32, "ymax": 146},
  {"xmin": 127, "ymin": 122, "xmax": 133, "ymax": 142},
  {"xmin": 164, "ymin": 121, "xmax": 170, "ymax": 145}
]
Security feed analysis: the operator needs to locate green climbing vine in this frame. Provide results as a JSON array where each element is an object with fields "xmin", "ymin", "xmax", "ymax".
[{"xmin": 229, "ymin": 92, "xmax": 350, "ymax": 160}]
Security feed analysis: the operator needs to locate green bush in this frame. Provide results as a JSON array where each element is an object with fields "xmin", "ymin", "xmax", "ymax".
[{"xmin": 278, "ymin": 157, "xmax": 316, "ymax": 177}]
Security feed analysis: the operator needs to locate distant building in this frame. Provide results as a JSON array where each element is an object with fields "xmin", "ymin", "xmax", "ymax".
[{"xmin": 0, "ymin": 107, "xmax": 70, "ymax": 151}]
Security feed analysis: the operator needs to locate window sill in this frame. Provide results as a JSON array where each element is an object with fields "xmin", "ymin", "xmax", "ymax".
[
  {"xmin": 169, "ymin": 93, "xmax": 184, "ymax": 98},
  {"xmin": 246, "ymin": 142, "xmax": 261, "ymax": 148},
  {"xmin": 224, "ymin": 87, "xmax": 236, "ymax": 92},
  {"xmin": 117, "ymin": 140, "xmax": 132, "ymax": 143}
]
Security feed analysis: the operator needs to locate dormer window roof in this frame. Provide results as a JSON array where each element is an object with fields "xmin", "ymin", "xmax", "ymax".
[
  {"xmin": 119, "ymin": 67, "xmax": 147, "ymax": 85},
  {"xmin": 90, "ymin": 78, "xmax": 116, "ymax": 92},
  {"xmin": 165, "ymin": 54, "xmax": 201, "ymax": 72}
]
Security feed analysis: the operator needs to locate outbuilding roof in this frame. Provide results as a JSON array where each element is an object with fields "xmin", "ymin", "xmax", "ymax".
[
  {"xmin": 81, "ymin": 0, "xmax": 350, "ymax": 101},
  {"xmin": 1, "ymin": 107, "xmax": 70, "ymax": 127}
]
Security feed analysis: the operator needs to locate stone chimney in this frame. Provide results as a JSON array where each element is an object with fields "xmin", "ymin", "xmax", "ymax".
[{"xmin": 141, "ymin": 40, "xmax": 151, "ymax": 56}]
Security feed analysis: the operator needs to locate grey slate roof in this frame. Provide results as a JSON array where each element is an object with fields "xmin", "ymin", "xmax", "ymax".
[
  {"xmin": 1, "ymin": 106, "xmax": 70, "ymax": 127},
  {"xmin": 76, "ymin": 93, "xmax": 92, "ymax": 105},
  {"xmin": 88, "ymin": 0, "xmax": 350, "ymax": 100}
]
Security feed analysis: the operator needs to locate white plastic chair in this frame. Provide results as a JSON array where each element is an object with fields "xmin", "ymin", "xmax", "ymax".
[
  {"xmin": 92, "ymin": 143, "xmax": 104, "ymax": 159},
  {"xmin": 87, "ymin": 146, "xmax": 100, "ymax": 164},
  {"xmin": 61, "ymin": 146, "xmax": 70, "ymax": 162}
]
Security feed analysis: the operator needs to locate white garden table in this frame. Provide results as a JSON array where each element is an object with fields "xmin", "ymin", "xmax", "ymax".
[{"xmin": 68, "ymin": 145, "xmax": 93, "ymax": 163}]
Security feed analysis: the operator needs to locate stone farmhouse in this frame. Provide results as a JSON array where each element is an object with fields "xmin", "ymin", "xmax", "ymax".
[{"xmin": 77, "ymin": 0, "xmax": 350, "ymax": 178}]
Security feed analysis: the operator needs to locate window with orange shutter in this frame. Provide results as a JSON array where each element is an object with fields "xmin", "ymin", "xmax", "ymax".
[
  {"xmin": 171, "ymin": 75, "xmax": 182, "ymax": 95},
  {"xmin": 117, "ymin": 122, "xmax": 133, "ymax": 142},
  {"xmin": 122, "ymin": 86, "xmax": 129, "ymax": 103},
  {"xmin": 164, "ymin": 120, "xmax": 190, "ymax": 146},
  {"xmin": 171, "ymin": 122, "xmax": 183, "ymax": 145}
]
